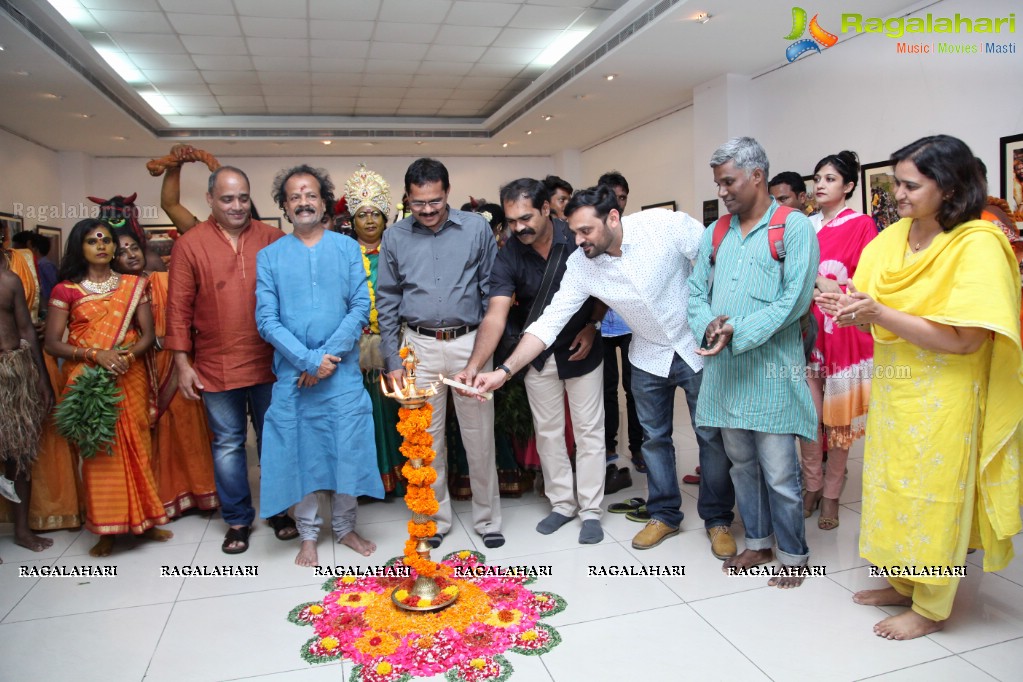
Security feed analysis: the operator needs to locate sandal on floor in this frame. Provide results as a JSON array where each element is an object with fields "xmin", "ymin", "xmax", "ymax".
[
  {"xmin": 427, "ymin": 533, "xmax": 446, "ymax": 549},
  {"xmin": 818, "ymin": 498, "xmax": 839, "ymax": 530},
  {"xmin": 222, "ymin": 526, "xmax": 251, "ymax": 554},
  {"xmin": 482, "ymin": 532, "xmax": 505, "ymax": 548},
  {"xmin": 608, "ymin": 497, "xmax": 646, "ymax": 514},
  {"xmin": 269, "ymin": 513, "xmax": 299, "ymax": 541},
  {"xmin": 625, "ymin": 508, "xmax": 651, "ymax": 523}
]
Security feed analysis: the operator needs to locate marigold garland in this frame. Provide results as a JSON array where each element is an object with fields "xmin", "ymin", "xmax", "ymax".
[
  {"xmin": 395, "ymin": 401, "xmax": 441, "ymax": 577},
  {"xmin": 360, "ymin": 245, "xmax": 380, "ymax": 334}
]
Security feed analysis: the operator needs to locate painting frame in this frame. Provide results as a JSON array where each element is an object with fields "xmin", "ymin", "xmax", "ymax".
[
  {"xmin": 999, "ymin": 133, "xmax": 1023, "ymax": 214},
  {"xmin": 35, "ymin": 225, "xmax": 62, "ymax": 268},
  {"xmin": 0, "ymin": 211, "xmax": 24, "ymax": 248},
  {"xmin": 641, "ymin": 200, "xmax": 676, "ymax": 212},
  {"xmin": 801, "ymin": 175, "xmax": 819, "ymax": 216},
  {"xmin": 861, "ymin": 161, "xmax": 899, "ymax": 231},
  {"xmin": 142, "ymin": 224, "xmax": 179, "ymax": 267}
]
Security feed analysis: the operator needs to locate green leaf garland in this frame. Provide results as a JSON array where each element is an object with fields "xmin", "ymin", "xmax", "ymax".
[{"xmin": 54, "ymin": 364, "xmax": 123, "ymax": 459}]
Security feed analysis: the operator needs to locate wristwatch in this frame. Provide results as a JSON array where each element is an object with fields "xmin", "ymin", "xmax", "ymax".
[
  {"xmin": 496, "ymin": 364, "xmax": 513, "ymax": 377},
  {"xmin": 588, "ymin": 319, "xmax": 602, "ymax": 331}
]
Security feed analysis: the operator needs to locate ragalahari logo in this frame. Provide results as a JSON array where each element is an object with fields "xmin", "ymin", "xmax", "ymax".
[{"xmin": 784, "ymin": 7, "xmax": 839, "ymax": 62}]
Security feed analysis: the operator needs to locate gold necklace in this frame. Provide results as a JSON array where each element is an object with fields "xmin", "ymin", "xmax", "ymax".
[{"xmin": 81, "ymin": 272, "xmax": 119, "ymax": 294}]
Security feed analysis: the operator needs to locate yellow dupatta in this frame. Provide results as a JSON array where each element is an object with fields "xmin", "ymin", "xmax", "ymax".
[{"xmin": 854, "ymin": 218, "xmax": 1023, "ymax": 572}]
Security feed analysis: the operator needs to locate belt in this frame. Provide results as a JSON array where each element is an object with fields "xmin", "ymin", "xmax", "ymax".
[{"xmin": 408, "ymin": 324, "xmax": 478, "ymax": 341}]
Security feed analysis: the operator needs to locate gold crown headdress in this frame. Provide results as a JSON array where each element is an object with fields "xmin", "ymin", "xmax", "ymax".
[{"xmin": 345, "ymin": 165, "xmax": 391, "ymax": 217}]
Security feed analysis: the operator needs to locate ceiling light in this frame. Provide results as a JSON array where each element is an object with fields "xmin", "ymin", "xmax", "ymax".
[
  {"xmin": 525, "ymin": 130, "xmax": 533, "ymax": 135},
  {"xmin": 12, "ymin": 70, "xmax": 29, "ymax": 77},
  {"xmin": 502, "ymin": 143, "xmax": 509, "ymax": 148},
  {"xmin": 695, "ymin": 13, "xmax": 713, "ymax": 24},
  {"xmin": 75, "ymin": 113, "xmax": 93, "ymax": 119},
  {"xmin": 0, "ymin": 45, "xmax": 5, "ymax": 51},
  {"xmin": 94, "ymin": 47, "xmax": 144, "ymax": 84},
  {"xmin": 362, "ymin": 142, "xmax": 375, "ymax": 147},
  {"xmin": 112, "ymin": 136, "xmax": 127, "ymax": 141},
  {"xmin": 541, "ymin": 114, "xmax": 552, "ymax": 121},
  {"xmin": 533, "ymin": 29, "xmax": 588, "ymax": 67},
  {"xmin": 604, "ymin": 74, "xmax": 616, "ymax": 81},
  {"xmin": 140, "ymin": 91, "xmax": 176, "ymax": 115},
  {"xmin": 416, "ymin": 141, "xmax": 424, "ymax": 145},
  {"xmin": 42, "ymin": 92, "xmax": 64, "ymax": 100},
  {"xmin": 322, "ymin": 140, "xmax": 332, "ymax": 145}
]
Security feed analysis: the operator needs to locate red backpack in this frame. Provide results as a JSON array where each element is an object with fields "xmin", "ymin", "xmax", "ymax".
[{"xmin": 707, "ymin": 206, "xmax": 816, "ymax": 359}]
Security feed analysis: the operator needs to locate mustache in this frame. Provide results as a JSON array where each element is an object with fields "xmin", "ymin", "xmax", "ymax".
[
  {"xmin": 295, "ymin": 205, "xmax": 316, "ymax": 215},
  {"xmin": 515, "ymin": 228, "xmax": 536, "ymax": 237}
]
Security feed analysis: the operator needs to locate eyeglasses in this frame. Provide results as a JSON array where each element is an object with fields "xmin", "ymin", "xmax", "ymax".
[
  {"xmin": 354, "ymin": 210, "xmax": 384, "ymax": 220},
  {"xmin": 408, "ymin": 199, "xmax": 445, "ymax": 210}
]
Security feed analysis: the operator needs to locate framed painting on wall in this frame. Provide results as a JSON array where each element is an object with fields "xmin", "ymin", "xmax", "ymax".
[
  {"xmin": 143, "ymin": 225, "xmax": 179, "ymax": 268},
  {"xmin": 641, "ymin": 201, "xmax": 676, "ymax": 212},
  {"xmin": 861, "ymin": 161, "xmax": 900, "ymax": 231},
  {"xmin": 802, "ymin": 175, "xmax": 819, "ymax": 216},
  {"xmin": 999, "ymin": 133, "xmax": 1023, "ymax": 217},
  {"xmin": 36, "ymin": 225, "xmax": 62, "ymax": 268},
  {"xmin": 0, "ymin": 212, "xmax": 24, "ymax": 248}
]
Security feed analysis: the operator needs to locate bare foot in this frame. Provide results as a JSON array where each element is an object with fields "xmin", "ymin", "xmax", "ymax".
[
  {"xmin": 852, "ymin": 586, "xmax": 912, "ymax": 607},
  {"xmin": 722, "ymin": 548, "xmax": 773, "ymax": 573},
  {"xmin": 14, "ymin": 528, "xmax": 54, "ymax": 552},
  {"xmin": 874, "ymin": 610, "xmax": 944, "ymax": 640},
  {"xmin": 339, "ymin": 531, "xmax": 376, "ymax": 557},
  {"xmin": 295, "ymin": 540, "xmax": 319, "ymax": 567},
  {"xmin": 769, "ymin": 575, "xmax": 806, "ymax": 589},
  {"xmin": 89, "ymin": 535, "xmax": 115, "ymax": 557},
  {"xmin": 141, "ymin": 528, "xmax": 174, "ymax": 542}
]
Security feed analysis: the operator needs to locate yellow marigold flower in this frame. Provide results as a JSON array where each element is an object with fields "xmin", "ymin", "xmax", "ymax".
[
  {"xmin": 399, "ymin": 347, "xmax": 409, "ymax": 359},
  {"xmin": 458, "ymin": 551, "xmax": 471, "ymax": 559},
  {"xmin": 375, "ymin": 662, "xmax": 393, "ymax": 675},
  {"xmin": 308, "ymin": 604, "xmax": 324, "ymax": 614},
  {"xmin": 442, "ymin": 586, "xmax": 459, "ymax": 596},
  {"xmin": 470, "ymin": 658, "xmax": 487, "ymax": 670},
  {"xmin": 521, "ymin": 630, "xmax": 538, "ymax": 641},
  {"xmin": 394, "ymin": 589, "xmax": 409, "ymax": 600},
  {"xmin": 419, "ymin": 597, "xmax": 433, "ymax": 606},
  {"xmin": 320, "ymin": 636, "xmax": 339, "ymax": 651},
  {"xmin": 341, "ymin": 576, "xmax": 357, "ymax": 584},
  {"xmin": 485, "ymin": 608, "xmax": 523, "ymax": 628}
]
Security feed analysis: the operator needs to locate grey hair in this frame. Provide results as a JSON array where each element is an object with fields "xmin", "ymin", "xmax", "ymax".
[{"xmin": 709, "ymin": 137, "xmax": 770, "ymax": 178}]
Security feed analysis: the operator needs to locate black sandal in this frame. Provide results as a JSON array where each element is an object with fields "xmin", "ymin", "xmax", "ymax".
[
  {"xmin": 268, "ymin": 513, "xmax": 299, "ymax": 541},
  {"xmin": 608, "ymin": 497, "xmax": 647, "ymax": 514},
  {"xmin": 222, "ymin": 526, "xmax": 250, "ymax": 554},
  {"xmin": 482, "ymin": 532, "xmax": 505, "ymax": 548}
]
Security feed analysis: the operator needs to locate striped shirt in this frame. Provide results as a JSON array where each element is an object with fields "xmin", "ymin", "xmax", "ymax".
[
  {"xmin": 687, "ymin": 200, "xmax": 819, "ymax": 439},
  {"xmin": 526, "ymin": 208, "xmax": 704, "ymax": 378}
]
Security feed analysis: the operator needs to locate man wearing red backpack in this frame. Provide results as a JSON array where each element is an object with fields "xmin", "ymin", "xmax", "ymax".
[{"xmin": 689, "ymin": 137, "xmax": 820, "ymax": 588}]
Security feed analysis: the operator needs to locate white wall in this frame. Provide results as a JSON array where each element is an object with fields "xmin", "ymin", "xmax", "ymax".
[
  {"xmin": 580, "ymin": 105, "xmax": 695, "ymax": 215},
  {"xmin": 749, "ymin": 0, "xmax": 1023, "ymax": 202},
  {"xmin": 0, "ymin": 129, "xmax": 62, "ymax": 228},
  {"xmin": 88, "ymin": 155, "xmax": 555, "ymax": 228}
]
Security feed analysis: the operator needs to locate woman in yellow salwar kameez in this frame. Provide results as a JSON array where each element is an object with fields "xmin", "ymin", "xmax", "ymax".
[
  {"xmin": 819, "ymin": 135, "xmax": 1023, "ymax": 641},
  {"xmin": 44, "ymin": 219, "xmax": 173, "ymax": 557}
]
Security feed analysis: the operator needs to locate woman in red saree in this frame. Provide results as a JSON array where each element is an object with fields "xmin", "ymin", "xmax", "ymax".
[
  {"xmin": 115, "ymin": 229, "xmax": 218, "ymax": 517},
  {"xmin": 44, "ymin": 219, "xmax": 171, "ymax": 557},
  {"xmin": 801, "ymin": 151, "xmax": 878, "ymax": 529}
]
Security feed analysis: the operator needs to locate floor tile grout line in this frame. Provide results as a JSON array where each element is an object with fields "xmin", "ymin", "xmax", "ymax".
[
  {"xmin": 684, "ymin": 601, "xmax": 778, "ymax": 682},
  {"xmin": 850, "ymin": 654, "xmax": 965, "ymax": 681},
  {"xmin": 955, "ymin": 653, "xmax": 1004, "ymax": 682},
  {"xmin": 1, "ymin": 600, "xmax": 178, "ymax": 625}
]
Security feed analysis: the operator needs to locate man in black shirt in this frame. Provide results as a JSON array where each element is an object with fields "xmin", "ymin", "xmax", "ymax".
[{"xmin": 456, "ymin": 178, "xmax": 609, "ymax": 544}]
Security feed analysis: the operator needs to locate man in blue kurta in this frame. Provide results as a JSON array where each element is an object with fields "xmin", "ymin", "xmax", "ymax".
[
  {"xmin": 688, "ymin": 137, "xmax": 819, "ymax": 588},
  {"xmin": 256, "ymin": 165, "xmax": 383, "ymax": 567}
]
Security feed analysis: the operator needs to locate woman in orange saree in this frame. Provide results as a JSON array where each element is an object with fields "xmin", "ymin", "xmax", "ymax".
[
  {"xmin": 44, "ymin": 219, "xmax": 171, "ymax": 557},
  {"xmin": 115, "ymin": 229, "xmax": 218, "ymax": 517}
]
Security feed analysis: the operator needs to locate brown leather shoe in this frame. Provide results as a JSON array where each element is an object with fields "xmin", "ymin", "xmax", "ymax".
[
  {"xmin": 631, "ymin": 519, "xmax": 679, "ymax": 550},
  {"xmin": 707, "ymin": 526, "xmax": 737, "ymax": 560}
]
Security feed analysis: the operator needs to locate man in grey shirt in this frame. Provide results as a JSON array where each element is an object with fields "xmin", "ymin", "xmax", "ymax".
[{"xmin": 376, "ymin": 157, "xmax": 504, "ymax": 549}]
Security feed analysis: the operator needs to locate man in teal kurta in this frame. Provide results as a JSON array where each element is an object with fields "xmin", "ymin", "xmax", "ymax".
[
  {"xmin": 256, "ymin": 165, "xmax": 383, "ymax": 566},
  {"xmin": 688, "ymin": 137, "xmax": 819, "ymax": 587}
]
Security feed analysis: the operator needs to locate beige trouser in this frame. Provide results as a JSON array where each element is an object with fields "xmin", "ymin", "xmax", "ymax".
[
  {"xmin": 524, "ymin": 355, "xmax": 605, "ymax": 521},
  {"xmin": 405, "ymin": 329, "xmax": 501, "ymax": 536}
]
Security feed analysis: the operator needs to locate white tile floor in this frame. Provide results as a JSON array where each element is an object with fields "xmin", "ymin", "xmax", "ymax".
[{"xmin": 2, "ymin": 403, "xmax": 1022, "ymax": 682}]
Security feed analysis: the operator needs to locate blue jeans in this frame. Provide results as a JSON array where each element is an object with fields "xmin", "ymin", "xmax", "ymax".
[
  {"xmin": 631, "ymin": 354, "xmax": 734, "ymax": 530},
  {"xmin": 720, "ymin": 429, "xmax": 808, "ymax": 566},
  {"xmin": 203, "ymin": 382, "xmax": 273, "ymax": 527}
]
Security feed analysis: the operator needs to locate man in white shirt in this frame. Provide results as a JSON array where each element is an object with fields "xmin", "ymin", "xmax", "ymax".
[{"xmin": 475, "ymin": 186, "xmax": 737, "ymax": 557}]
